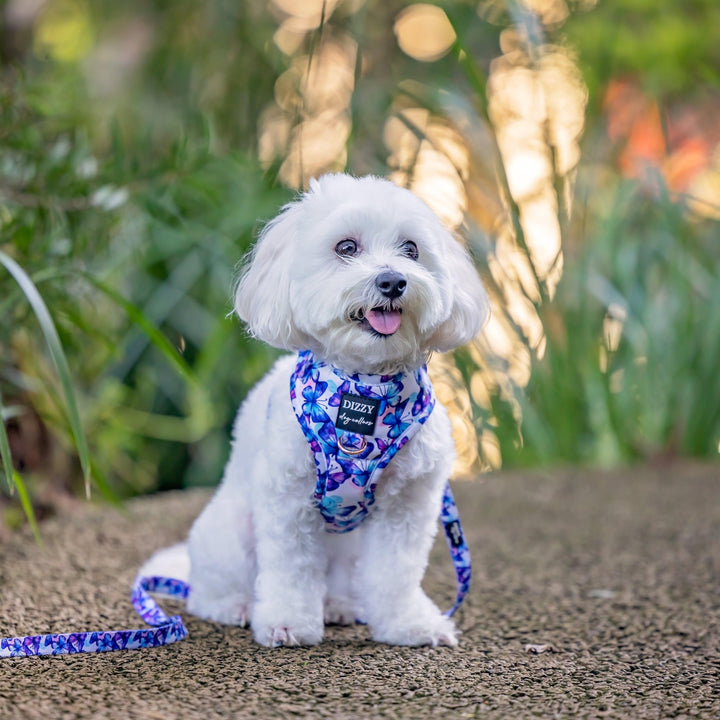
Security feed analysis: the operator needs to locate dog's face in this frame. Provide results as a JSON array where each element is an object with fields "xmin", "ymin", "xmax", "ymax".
[{"xmin": 235, "ymin": 174, "xmax": 489, "ymax": 373}]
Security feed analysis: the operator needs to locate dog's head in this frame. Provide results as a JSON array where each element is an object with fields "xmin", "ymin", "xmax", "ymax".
[{"xmin": 235, "ymin": 174, "xmax": 489, "ymax": 373}]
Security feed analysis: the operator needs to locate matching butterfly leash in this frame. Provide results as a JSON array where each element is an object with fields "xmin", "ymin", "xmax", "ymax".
[
  {"xmin": 0, "ymin": 576, "xmax": 189, "ymax": 658},
  {"xmin": 0, "ymin": 482, "xmax": 470, "ymax": 658}
]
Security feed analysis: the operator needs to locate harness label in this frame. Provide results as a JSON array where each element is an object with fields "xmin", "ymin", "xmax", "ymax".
[{"xmin": 335, "ymin": 393, "xmax": 380, "ymax": 435}]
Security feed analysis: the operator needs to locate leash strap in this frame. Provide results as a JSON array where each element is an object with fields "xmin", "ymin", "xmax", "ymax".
[
  {"xmin": 0, "ymin": 576, "xmax": 188, "ymax": 658},
  {"xmin": 440, "ymin": 481, "xmax": 472, "ymax": 617},
  {"xmin": 1, "ymin": 487, "xmax": 469, "ymax": 657}
]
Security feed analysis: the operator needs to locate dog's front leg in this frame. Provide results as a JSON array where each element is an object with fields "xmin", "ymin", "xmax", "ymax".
[
  {"xmin": 358, "ymin": 475, "xmax": 458, "ymax": 647},
  {"xmin": 250, "ymin": 489, "xmax": 326, "ymax": 648}
]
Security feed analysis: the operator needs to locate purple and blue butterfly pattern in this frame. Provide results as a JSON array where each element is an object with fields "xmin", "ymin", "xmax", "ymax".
[
  {"xmin": 290, "ymin": 350, "xmax": 436, "ymax": 533},
  {"xmin": 0, "ymin": 576, "xmax": 188, "ymax": 658},
  {"xmin": 440, "ymin": 482, "xmax": 472, "ymax": 617}
]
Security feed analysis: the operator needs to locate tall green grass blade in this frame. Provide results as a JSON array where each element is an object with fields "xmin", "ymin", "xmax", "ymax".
[
  {"xmin": 0, "ymin": 250, "xmax": 93, "ymax": 498},
  {"xmin": 84, "ymin": 272, "xmax": 216, "ymax": 443},
  {"xmin": 79, "ymin": 272, "xmax": 198, "ymax": 387},
  {"xmin": 90, "ymin": 460, "xmax": 124, "ymax": 509},
  {"xmin": 12, "ymin": 470, "xmax": 42, "ymax": 544},
  {"xmin": 0, "ymin": 388, "xmax": 16, "ymax": 493}
]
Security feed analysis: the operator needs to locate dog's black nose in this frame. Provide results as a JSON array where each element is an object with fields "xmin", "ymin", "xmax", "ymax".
[{"xmin": 375, "ymin": 270, "xmax": 407, "ymax": 299}]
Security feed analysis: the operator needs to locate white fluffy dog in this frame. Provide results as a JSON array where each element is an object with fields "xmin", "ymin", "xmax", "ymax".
[{"xmin": 145, "ymin": 173, "xmax": 489, "ymax": 648}]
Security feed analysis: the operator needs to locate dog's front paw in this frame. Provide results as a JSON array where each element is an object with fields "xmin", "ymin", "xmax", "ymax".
[
  {"xmin": 253, "ymin": 622, "xmax": 324, "ymax": 648},
  {"xmin": 251, "ymin": 604, "xmax": 323, "ymax": 648},
  {"xmin": 372, "ymin": 610, "xmax": 458, "ymax": 648}
]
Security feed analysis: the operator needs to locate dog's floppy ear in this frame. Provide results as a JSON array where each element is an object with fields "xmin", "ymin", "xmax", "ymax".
[
  {"xmin": 428, "ymin": 231, "xmax": 490, "ymax": 352},
  {"xmin": 234, "ymin": 201, "xmax": 306, "ymax": 350}
]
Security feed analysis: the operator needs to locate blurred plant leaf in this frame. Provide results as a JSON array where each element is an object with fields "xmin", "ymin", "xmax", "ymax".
[
  {"xmin": 79, "ymin": 272, "xmax": 198, "ymax": 388},
  {"xmin": 0, "ymin": 387, "xmax": 16, "ymax": 493},
  {"xmin": 12, "ymin": 470, "xmax": 42, "ymax": 544},
  {"xmin": 0, "ymin": 392, "xmax": 43, "ymax": 541},
  {"xmin": 0, "ymin": 250, "xmax": 92, "ymax": 497}
]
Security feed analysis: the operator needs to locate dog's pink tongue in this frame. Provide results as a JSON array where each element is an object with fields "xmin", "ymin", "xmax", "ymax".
[{"xmin": 366, "ymin": 308, "xmax": 402, "ymax": 335}]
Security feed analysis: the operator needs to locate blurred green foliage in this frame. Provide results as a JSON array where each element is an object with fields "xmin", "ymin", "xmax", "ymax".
[
  {"xmin": 0, "ymin": 0, "xmax": 293, "ymax": 505},
  {"xmin": 566, "ymin": 0, "xmax": 720, "ymax": 101},
  {"xmin": 1, "ymin": 0, "xmax": 719, "ymax": 529},
  {"xmin": 487, "ymin": 178, "xmax": 720, "ymax": 467}
]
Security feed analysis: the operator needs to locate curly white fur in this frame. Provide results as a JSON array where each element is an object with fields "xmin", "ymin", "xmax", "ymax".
[{"xmin": 142, "ymin": 174, "xmax": 489, "ymax": 648}]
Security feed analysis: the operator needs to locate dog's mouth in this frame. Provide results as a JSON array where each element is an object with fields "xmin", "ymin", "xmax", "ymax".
[{"xmin": 350, "ymin": 305, "xmax": 403, "ymax": 336}]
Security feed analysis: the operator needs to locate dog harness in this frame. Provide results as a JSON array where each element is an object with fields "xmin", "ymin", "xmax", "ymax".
[
  {"xmin": 1, "ymin": 353, "xmax": 471, "ymax": 658},
  {"xmin": 290, "ymin": 349, "xmax": 435, "ymax": 533}
]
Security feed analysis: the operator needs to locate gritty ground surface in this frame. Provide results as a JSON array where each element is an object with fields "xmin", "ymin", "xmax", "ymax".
[{"xmin": 1, "ymin": 463, "xmax": 719, "ymax": 719}]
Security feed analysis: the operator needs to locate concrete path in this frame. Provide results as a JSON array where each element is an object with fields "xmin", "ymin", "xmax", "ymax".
[{"xmin": 1, "ymin": 464, "xmax": 718, "ymax": 719}]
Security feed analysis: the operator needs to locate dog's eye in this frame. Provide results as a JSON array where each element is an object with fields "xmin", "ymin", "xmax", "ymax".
[
  {"xmin": 401, "ymin": 240, "xmax": 419, "ymax": 261},
  {"xmin": 335, "ymin": 238, "xmax": 358, "ymax": 258}
]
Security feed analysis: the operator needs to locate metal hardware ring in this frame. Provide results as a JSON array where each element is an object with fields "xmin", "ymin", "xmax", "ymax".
[{"xmin": 337, "ymin": 435, "xmax": 367, "ymax": 456}]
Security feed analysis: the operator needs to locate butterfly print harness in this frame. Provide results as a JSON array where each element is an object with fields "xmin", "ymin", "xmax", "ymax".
[{"xmin": 290, "ymin": 349, "xmax": 436, "ymax": 533}]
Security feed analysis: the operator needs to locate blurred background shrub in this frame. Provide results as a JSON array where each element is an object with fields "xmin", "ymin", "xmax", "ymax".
[{"xmin": 1, "ymin": 0, "xmax": 719, "ymax": 530}]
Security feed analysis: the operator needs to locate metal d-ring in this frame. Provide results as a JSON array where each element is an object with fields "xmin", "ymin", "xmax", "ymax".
[{"xmin": 338, "ymin": 435, "xmax": 367, "ymax": 456}]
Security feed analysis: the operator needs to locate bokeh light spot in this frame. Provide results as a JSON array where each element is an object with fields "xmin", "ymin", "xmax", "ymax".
[{"xmin": 394, "ymin": 4, "xmax": 456, "ymax": 63}]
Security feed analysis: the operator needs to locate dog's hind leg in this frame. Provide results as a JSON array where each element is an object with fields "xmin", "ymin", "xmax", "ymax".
[{"xmin": 186, "ymin": 474, "xmax": 256, "ymax": 627}]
